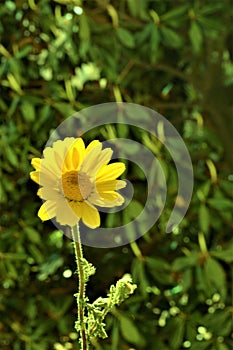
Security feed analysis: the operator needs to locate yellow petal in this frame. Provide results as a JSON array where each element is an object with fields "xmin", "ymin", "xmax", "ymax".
[
  {"xmin": 42, "ymin": 138, "xmax": 86, "ymax": 177},
  {"xmin": 89, "ymin": 192, "xmax": 124, "ymax": 207},
  {"xmin": 56, "ymin": 200, "xmax": 79, "ymax": 226},
  {"xmin": 87, "ymin": 148, "xmax": 113, "ymax": 178},
  {"xmin": 68, "ymin": 200, "xmax": 83, "ymax": 218},
  {"xmin": 71, "ymin": 138, "xmax": 86, "ymax": 169},
  {"xmin": 30, "ymin": 171, "xmax": 40, "ymax": 184},
  {"xmin": 30, "ymin": 170, "xmax": 55, "ymax": 187},
  {"xmin": 85, "ymin": 140, "xmax": 101, "ymax": 154},
  {"xmin": 105, "ymin": 192, "xmax": 124, "ymax": 206},
  {"xmin": 74, "ymin": 138, "xmax": 86, "ymax": 161},
  {"xmin": 63, "ymin": 138, "xmax": 86, "ymax": 172},
  {"xmin": 52, "ymin": 137, "xmax": 76, "ymax": 159},
  {"xmin": 99, "ymin": 191, "xmax": 125, "ymax": 206},
  {"xmin": 80, "ymin": 143, "xmax": 102, "ymax": 174},
  {"xmin": 62, "ymin": 147, "xmax": 73, "ymax": 172},
  {"xmin": 81, "ymin": 201, "xmax": 100, "ymax": 228},
  {"xmin": 81, "ymin": 148, "xmax": 113, "ymax": 178},
  {"xmin": 37, "ymin": 187, "xmax": 60, "ymax": 201},
  {"xmin": 31, "ymin": 158, "xmax": 41, "ymax": 171},
  {"xmin": 96, "ymin": 180, "xmax": 118, "ymax": 192},
  {"xmin": 72, "ymin": 147, "xmax": 80, "ymax": 169},
  {"xmin": 116, "ymin": 180, "xmax": 126, "ymax": 190},
  {"xmin": 43, "ymin": 147, "xmax": 61, "ymax": 174},
  {"xmin": 96, "ymin": 179, "xmax": 126, "ymax": 192},
  {"xmin": 99, "ymin": 191, "xmax": 119, "ymax": 201},
  {"xmin": 40, "ymin": 159, "xmax": 60, "ymax": 179},
  {"xmin": 96, "ymin": 162, "xmax": 126, "ymax": 181},
  {"xmin": 38, "ymin": 201, "xmax": 56, "ymax": 221},
  {"xmin": 47, "ymin": 138, "xmax": 76, "ymax": 173}
]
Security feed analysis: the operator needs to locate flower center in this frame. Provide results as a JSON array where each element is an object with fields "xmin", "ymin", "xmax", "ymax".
[{"xmin": 61, "ymin": 171, "xmax": 92, "ymax": 202}]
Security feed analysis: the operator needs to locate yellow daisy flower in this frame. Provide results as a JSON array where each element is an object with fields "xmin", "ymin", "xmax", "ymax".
[{"xmin": 30, "ymin": 137, "xmax": 126, "ymax": 228}]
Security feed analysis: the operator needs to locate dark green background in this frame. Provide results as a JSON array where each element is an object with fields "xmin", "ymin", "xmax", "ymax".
[{"xmin": 0, "ymin": 0, "xmax": 232, "ymax": 349}]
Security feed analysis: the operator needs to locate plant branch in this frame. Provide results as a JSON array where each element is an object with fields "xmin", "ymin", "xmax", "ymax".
[{"xmin": 72, "ymin": 224, "xmax": 88, "ymax": 350}]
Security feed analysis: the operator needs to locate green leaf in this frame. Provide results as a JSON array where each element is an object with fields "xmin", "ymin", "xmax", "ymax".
[
  {"xmin": 20, "ymin": 100, "xmax": 36, "ymax": 122},
  {"xmin": 53, "ymin": 102, "xmax": 76, "ymax": 116},
  {"xmin": 208, "ymin": 198, "xmax": 232, "ymax": 211},
  {"xmin": 119, "ymin": 313, "xmax": 146, "ymax": 347},
  {"xmin": 126, "ymin": 0, "xmax": 138, "ymax": 17},
  {"xmin": 211, "ymin": 246, "xmax": 233, "ymax": 263},
  {"xmin": 136, "ymin": 23, "xmax": 152, "ymax": 45},
  {"xmin": 126, "ymin": 0, "xmax": 148, "ymax": 20},
  {"xmin": 8, "ymin": 58, "xmax": 23, "ymax": 77},
  {"xmin": 132, "ymin": 259, "xmax": 149, "ymax": 298},
  {"xmin": 117, "ymin": 123, "xmax": 129, "ymax": 138},
  {"xmin": 124, "ymin": 200, "xmax": 143, "ymax": 221},
  {"xmin": 6, "ymin": 261, "xmax": 18, "ymax": 279},
  {"xmin": 189, "ymin": 21, "xmax": 203, "ymax": 54},
  {"xmin": 4, "ymin": 146, "xmax": 18, "ymax": 167},
  {"xmin": 117, "ymin": 28, "xmax": 135, "ymax": 49},
  {"xmin": 204, "ymin": 257, "xmax": 226, "ymax": 300},
  {"xmin": 146, "ymin": 257, "xmax": 172, "ymax": 284},
  {"xmin": 79, "ymin": 14, "xmax": 90, "ymax": 41},
  {"xmin": 161, "ymin": 26, "xmax": 183, "ymax": 48},
  {"xmin": 7, "ymin": 96, "xmax": 20, "ymax": 117},
  {"xmin": 111, "ymin": 320, "xmax": 119, "ymax": 350},
  {"xmin": 0, "ymin": 180, "xmax": 6, "ymax": 203},
  {"xmin": 24, "ymin": 227, "xmax": 41, "ymax": 244},
  {"xmin": 4, "ymin": 253, "xmax": 27, "ymax": 260},
  {"xmin": 150, "ymin": 26, "xmax": 160, "ymax": 63},
  {"xmin": 15, "ymin": 45, "xmax": 32, "ymax": 59},
  {"xmin": 186, "ymin": 320, "xmax": 197, "ymax": 342},
  {"xmin": 168, "ymin": 317, "xmax": 185, "ymax": 349},
  {"xmin": 199, "ymin": 180, "xmax": 211, "ymax": 198},
  {"xmin": 40, "ymin": 67, "xmax": 53, "ymax": 81},
  {"xmin": 196, "ymin": 264, "xmax": 208, "ymax": 299},
  {"xmin": 79, "ymin": 14, "xmax": 90, "ymax": 58},
  {"xmin": 189, "ymin": 341, "xmax": 212, "ymax": 350},
  {"xmin": 33, "ymin": 105, "xmax": 51, "ymax": 132},
  {"xmin": 172, "ymin": 253, "xmax": 199, "ymax": 271},
  {"xmin": 28, "ymin": 245, "xmax": 44, "ymax": 264},
  {"xmin": 199, "ymin": 204, "xmax": 210, "ymax": 233},
  {"xmin": 217, "ymin": 344, "xmax": 230, "ymax": 350},
  {"xmin": 161, "ymin": 5, "xmax": 189, "ymax": 22},
  {"xmin": 198, "ymin": 16, "xmax": 222, "ymax": 31},
  {"xmin": 146, "ymin": 257, "xmax": 170, "ymax": 271},
  {"xmin": 38, "ymin": 254, "xmax": 64, "ymax": 280},
  {"xmin": 200, "ymin": 3, "xmax": 224, "ymax": 15},
  {"xmin": 204, "ymin": 310, "xmax": 232, "ymax": 337},
  {"xmin": 180, "ymin": 268, "xmax": 193, "ymax": 292}
]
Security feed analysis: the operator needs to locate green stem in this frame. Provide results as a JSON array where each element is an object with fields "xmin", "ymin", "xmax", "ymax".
[
  {"xmin": 130, "ymin": 241, "xmax": 143, "ymax": 260},
  {"xmin": 71, "ymin": 224, "xmax": 88, "ymax": 350}
]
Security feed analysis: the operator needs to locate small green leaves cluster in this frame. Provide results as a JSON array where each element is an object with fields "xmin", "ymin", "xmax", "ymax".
[
  {"xmin": 74, "ymin": 270, "xmax": 137, "ymax": 343},
  {"xmin": 78, "ymin": 257, "xmax": 96, "ymax": 283}
]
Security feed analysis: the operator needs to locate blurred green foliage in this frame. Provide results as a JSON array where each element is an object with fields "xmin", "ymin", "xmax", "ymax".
[{"xmin": 0, "ymin": 0, "xmax": 232, "ymax": 349}]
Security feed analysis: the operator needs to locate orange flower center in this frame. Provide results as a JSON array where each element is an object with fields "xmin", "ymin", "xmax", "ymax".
[{"xmin": 61, "ymin": 171, "xmax": 92, "ymax": 202}]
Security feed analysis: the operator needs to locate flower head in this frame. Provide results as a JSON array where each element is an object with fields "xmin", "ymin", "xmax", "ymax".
[{"xmin": 30, "ymin": 138, "xmax": 126, "ymax": 228}]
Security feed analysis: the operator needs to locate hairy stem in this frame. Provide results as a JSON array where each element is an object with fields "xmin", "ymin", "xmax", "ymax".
[{"xmin": 71, "ymin": 224, "xmax": 88, "ymax": 350}]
